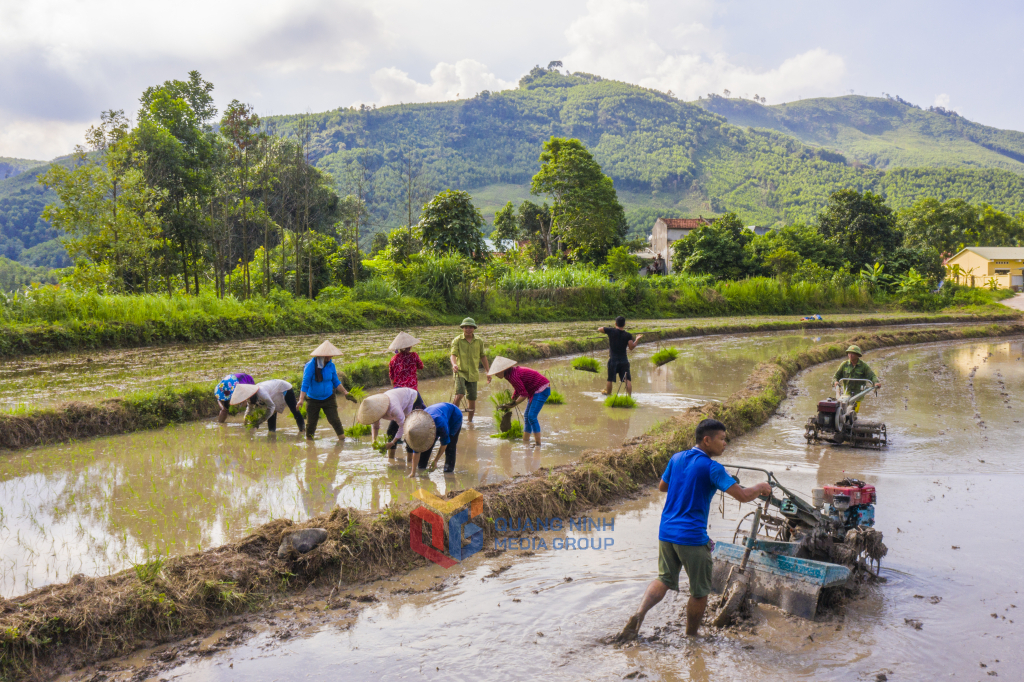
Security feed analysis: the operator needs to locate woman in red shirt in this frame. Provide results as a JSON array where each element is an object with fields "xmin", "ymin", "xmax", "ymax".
[
  {"xmin": 388, "ymin": 332, "xmax": 424, "ymax": 390},
  {"xmin": 488, "ymin": 356, "xmax": 551, "ymax": 447}
]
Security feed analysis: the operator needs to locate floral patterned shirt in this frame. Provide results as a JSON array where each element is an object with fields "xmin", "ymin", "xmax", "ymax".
[
  {"xmin": 214, "ymin": 373, "xmax": 255, "ymax": 402},
  {"xmin": 389, "ymin": 351, "xmax": 424, "ymax": 390}
]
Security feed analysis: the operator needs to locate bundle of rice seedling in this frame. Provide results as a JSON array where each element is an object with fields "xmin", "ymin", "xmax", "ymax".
[
  {"xmin": 490, "ymin": 420, "xmax": 524, "ymax": 440},
  {"xmin": 371, "ymin": 435, "xmax": 391, "ymax": 451},
  {"xmin": 604, "ymin": 394, "xmax": 637, "ymax": 408},
  {"xmin": 572, "ymin": 356, "xmax": 600, "ymax": 373},
  {"xmin": 346, "ymin": 423, "xmax": 371, "ymax": 437},
  {"xmin": 651, "ymin": 347, "xmax": 679, "ymax": 366},
  {"xmin": 546, "ymin": 390, "xmax": 565, "ymax": 405},
  {"xmin": 244, "ymin": 407, "xmax": 269, "ymax": 428},
  {"xmin": 490, "ymin": 388, "xmax": 514, "ymax": 425},
  {"xmin": 347, "ymin": 385, "xmax": 368, "ymax": 402}
]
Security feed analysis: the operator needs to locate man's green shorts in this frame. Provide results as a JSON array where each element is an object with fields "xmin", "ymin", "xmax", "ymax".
[
  {"xmin": 658, "ymin": 540, "xmax": 714, "ymax": 597},
  {"xmin": 455, "ymin": 376, "xmax": 478, "ymax": 401}
]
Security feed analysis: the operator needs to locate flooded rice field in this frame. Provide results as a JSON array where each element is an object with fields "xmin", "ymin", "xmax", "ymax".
[
  {"xmin": 2, "ymin": 327, "xmax": 864, "ymax": 597},
  {"xmin": 0, "ymin": 313, "xmax": 947, "ymax": 409},
  {"xmin": 86, "ymin": 335, "xmax": 1023, "ymax": 682}
]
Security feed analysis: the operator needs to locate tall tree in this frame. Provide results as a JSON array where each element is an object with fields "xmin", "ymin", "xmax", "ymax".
[
  {"xmin": 417, "ymin": 190, "xmax": 486, "ymax": 258},
  {"xmin": 530, "ymin": 137, "xmax": 626, "ymax": 263},
  {"xmin": 816, "ymin": 189, "xmax": 901, "ymax": 270}
]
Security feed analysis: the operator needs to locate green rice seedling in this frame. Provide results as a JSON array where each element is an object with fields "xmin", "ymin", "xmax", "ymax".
[
  {"xmin": 651, "ymin": 347, "xmax": 679, "ymax": 366},
  {"xmin": 546, "ymin": 390, "xmax": 565, "ymax": 405},
  {"xmin": 348, "ymin": 385, "xmax": 367, "ymax": 402},
  {"xmin": 244, "ymin": 407, "xmax": 268, "ymax": 428},
  {"xmin": 371, "ymin": 435, "xmax": 390, "ymax": 452},
  {"xmin": 572, "ymin": 356, "xmax": 600, "ymax": 373},
  {"xmin": 346, "ymin": 423, "xmax": 371, "ymax": 437},
  {"xmin": 132, "ymin": 556, "xmax": 165, "ymax": 583},
  {"xmin": 604, "ymin": 394, "xmax": 637, "ymax": 408},
  {"xmin": 490, "ymin": 388, "xmax": 514, "ymax": 424},
  {"xmin": 490, "ymin": 420, "xmax": 524, "ymax": 440}
]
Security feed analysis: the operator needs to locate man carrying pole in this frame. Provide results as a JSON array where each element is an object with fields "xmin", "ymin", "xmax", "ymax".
[
  {"xmin": 598, "ymin": 316, "xmax": 643, "ymax": 397},
  {"xmin": 450, "ymin": 317, "xmax": 491, "ymax": 422}
]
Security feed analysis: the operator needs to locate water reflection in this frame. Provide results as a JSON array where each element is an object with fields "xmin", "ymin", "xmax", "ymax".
[{"xmin": 0, "ymin": 327, "xmax": 950, "ymax": 597}]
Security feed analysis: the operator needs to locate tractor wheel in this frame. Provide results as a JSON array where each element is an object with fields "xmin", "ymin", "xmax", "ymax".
[{"xmin": 712, "ymin": 580, "xmax": 747, "ymax": 627}]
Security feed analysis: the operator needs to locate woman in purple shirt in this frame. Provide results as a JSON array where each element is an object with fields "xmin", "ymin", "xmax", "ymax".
[
  {"xmin": 488, "ymin": 356, "xmax": 551, "ymax": 447},
  {"xmin": 214, "ymin": 372, "xmax": 256, "ymax": 422}
]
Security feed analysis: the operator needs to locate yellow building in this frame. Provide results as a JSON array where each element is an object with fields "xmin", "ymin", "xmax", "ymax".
[{"xmin": 945, "ymin": 247, "xmax": 1024, "ymax": 291}]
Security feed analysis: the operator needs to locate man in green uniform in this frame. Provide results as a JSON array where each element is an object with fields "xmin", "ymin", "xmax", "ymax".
[
  {"xmin": 833, "ymin": 345, "xmax": 881, "ymax": 412},
  {"xmin": 450, "ymin": 317, "xmax": 491, "ymax": 422}
]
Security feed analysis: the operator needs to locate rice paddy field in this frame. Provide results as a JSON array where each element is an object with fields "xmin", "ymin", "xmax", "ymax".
[
  {"xmin": 0, "ymin": 325, "xmax": 886, "ymax": 598},
  {"xmin": 0, "ymin": 311, "xmax": 970, "ymax": 411}
]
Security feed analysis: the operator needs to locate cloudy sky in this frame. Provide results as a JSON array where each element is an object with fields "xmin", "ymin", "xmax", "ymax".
[{"xmin": 2, "ymin": 0, "xmax": 1021, "ymax": 160}]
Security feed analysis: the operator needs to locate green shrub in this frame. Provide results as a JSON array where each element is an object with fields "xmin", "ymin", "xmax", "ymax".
[{"xmin": 352, "ymin": 278, "xmax": 400, "ymax": 302}]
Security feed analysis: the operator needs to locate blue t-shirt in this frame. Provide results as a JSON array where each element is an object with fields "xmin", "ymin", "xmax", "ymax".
[
  {"xmin": 300, "ymin": 359, "xmax": 340, "ymax": 401},
  {"xmin": 659, "ymin": 447, "xmax": 736, "ymax": 546},
  {"xmin": 424, "ymin": 403, "xmax": 462, "ymax": 446}
]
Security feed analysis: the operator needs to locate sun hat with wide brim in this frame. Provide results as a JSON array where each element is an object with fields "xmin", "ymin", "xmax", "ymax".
[
  {"xmin": 487, "ymin": 355, "xmax": 518, "ymax": 376},
  {"xmin": 845, "ymin": 345, "xmax": 864, "ymax": 356},
  {"xmin": 388, "ymin": 332, "xmax": 421, "ymax": 352},
  {"xmin": 357, "ymin": 394, "xmax": 390, "ymax": 424},
  {"xmin": 230, "ymin": 382, "xmax": 260, "ymax": 405},
  {"xmin": 459, "ymin": 317, "xmax": 478, "ymax": 328},
  {"xmin": 311, "ymin": 340, "xmax": 342, "ymax": 357},
  {"xmin": 403, "ymin": 410, "xmax": 438, "ymax": 453}
]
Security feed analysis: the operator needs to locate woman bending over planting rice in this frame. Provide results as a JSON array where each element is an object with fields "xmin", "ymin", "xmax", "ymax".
[{"xmin": 488, "ymin": 356, "xmax": 551, "ymax": 447}]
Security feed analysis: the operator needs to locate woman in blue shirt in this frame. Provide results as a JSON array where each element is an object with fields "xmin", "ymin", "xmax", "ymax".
[{"xmin": 298, "ymin": 340, "xmax": 356, "ymax": 440}]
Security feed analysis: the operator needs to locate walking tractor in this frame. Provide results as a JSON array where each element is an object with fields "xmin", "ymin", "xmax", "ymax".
[
  {"xmin": 710, "ymin": 466, "xmax": 886, "ymax": 623},
  {"xmin": 804, "ymin": 377, "xmax": 887, "ymax": 448}
]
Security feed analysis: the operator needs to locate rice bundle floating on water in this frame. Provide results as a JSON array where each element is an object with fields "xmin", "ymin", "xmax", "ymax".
[
  {"xmin": 651, "ymin": 347, "xmax": 679, "ymax": 367},
  {"xmin": 547, "ymin": 390, "xmax": 565, "ymax": 405},
  {"xmin": 572, "ymin": 357, "xmax": 600, "ymax": 373},
  {"xmin": 604, "ymin": 394, "xmax": 637, "ymax": 408}
]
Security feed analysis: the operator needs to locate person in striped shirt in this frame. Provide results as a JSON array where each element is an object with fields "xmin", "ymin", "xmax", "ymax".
[{"xmin": 488, "ymin": 356, "xmax": 551, "ymax": 447}]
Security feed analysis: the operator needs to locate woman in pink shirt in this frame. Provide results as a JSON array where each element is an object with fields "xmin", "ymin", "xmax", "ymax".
[{"xmin": 487, "ymin": 356, "xmax": 551, "ymax": 447}]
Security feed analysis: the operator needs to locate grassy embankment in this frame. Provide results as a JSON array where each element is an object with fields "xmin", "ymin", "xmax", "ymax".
[
  {"xmin": 4, "ymin": 277, "xmax": 1013, "ymax": 359},
  {"xmin": 2, "ymin": 320, "xmax": 1021, "ymax": 680},
  {"xmin": 0, "ymin": 305, "xmax": 1019, "ymax": 451}
]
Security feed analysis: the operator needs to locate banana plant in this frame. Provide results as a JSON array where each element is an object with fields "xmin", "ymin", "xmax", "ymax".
[{"xmin": 859, "ymin": 262, "xmax": 891, "ymax": 290}]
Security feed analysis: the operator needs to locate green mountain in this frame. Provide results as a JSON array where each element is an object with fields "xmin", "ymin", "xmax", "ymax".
[
  {"xmin": 4, "ymin": 70, "xmax": 1024, "ymax": 267},
  {"xmin": 697, "ymin": 94, "xmax": 1024, "ymax": 173},
  {"xmin": 0, "ymin": 157, "xmax": 46, "ymax": 181}
]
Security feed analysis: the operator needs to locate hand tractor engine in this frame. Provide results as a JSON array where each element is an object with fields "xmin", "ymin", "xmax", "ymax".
[{"xmin": 804, "ymin": 378, "xmax": 887, "ymax": 448}]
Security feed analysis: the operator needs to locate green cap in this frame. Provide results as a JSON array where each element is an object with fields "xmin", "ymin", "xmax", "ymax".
[
  {"xmin": 460, "ymin": 317, "xmax": 478, "ymax": 328},
  {"xmin": 845, "ymin": 345, "xmax": 863, "ymax": 355}
]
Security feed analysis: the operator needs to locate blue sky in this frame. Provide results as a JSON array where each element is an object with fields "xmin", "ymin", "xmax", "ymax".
[{"xmin": 1, "ymin": 0, "xmax": 1021, "ymax": 159}]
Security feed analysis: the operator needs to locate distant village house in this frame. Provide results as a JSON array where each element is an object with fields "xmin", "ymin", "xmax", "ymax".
[
  {"xmin": 648, "ymin": 217, "xmax": 712, "ymax": 274},
  {"xmin": 945, "ymin": 247, "xmax": 1024, "ymax": 291}
]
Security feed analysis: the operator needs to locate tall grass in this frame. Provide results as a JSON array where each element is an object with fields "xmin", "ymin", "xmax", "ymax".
[{"xmin": 497, "ymin": 265, "xmax": 610, "ymax": 292}]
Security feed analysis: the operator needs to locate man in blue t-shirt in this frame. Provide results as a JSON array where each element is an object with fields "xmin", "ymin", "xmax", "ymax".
[{"xmin": 615, "ymin": 418, "xmax": 772, "ymax": 641}]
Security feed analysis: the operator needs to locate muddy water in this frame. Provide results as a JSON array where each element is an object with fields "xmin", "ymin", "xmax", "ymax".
[
  {"xmin": 129, "ymin": 336, "xmax": 1024, "ymax": 682},
  {"xmin": 0, "ymin": 314, "xmax": 948, "ymax": 409},
  {"xmin": 0, "ymin": 328, "xmax": 863, "ymax": 597}
]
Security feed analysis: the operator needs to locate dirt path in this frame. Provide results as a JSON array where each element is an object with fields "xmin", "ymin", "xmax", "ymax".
[{"xmin": 1001, "ymin": 293, "xmax": 1024, "ymax": 310}]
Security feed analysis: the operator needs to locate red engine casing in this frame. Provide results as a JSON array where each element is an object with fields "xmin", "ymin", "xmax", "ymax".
[
  {"xmin": 823, "ymin": 483, "xmax": 876, "ymax": 505},
  {"xmin": 817, "ymin": 400, "xmax": 838, "ymax": 413}
]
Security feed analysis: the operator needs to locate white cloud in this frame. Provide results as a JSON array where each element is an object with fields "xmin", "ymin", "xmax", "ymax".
[
  {"xmin": 934, "ymin": 93, "xmax": 951, "ymax": 108},
  {"xmin": 562, "ymin": 0, "xmax": 846, "ymax": 103},
  {"xmin": 368, "ymin": 60, "xmax": 517, "ymax": 106},
  {"xmin": 0, "ymin": 114, "xmax": 90, "ymax": 161}
]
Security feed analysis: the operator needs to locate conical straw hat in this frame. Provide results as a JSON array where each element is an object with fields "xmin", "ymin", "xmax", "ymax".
[
  {"xmin": 487, "ymin": 355, "xmax": 518, "ymax": 376},
  {"xmin": 388, "ymin": 332, "xmax": 421, "ymax": 352},
  {"xmin": 403, "ymin": 410, "xmax": 438, "ymax": 453},
  {"xmin": 357, "ymin": 394, "xmax": 390, "ymax": 424},
  {"xmin": 230, "ymin": 382, "xmax": 260, "ymax": 405},
  {"xmin": 310, "ymin": 340, "xmax": 342, "ymax": 357}
]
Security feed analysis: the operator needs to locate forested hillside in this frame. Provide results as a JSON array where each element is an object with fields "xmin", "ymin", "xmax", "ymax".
[
  {"xmin": 698, "ymin": 94, "xmax": 1024, "ymax": 173},
  {"xmin": 0, "ymin": 157, "xmax": 46, "ymax": 180},
  {"xmin": 4, "ymin": 68, "xmax": 1024, "ymax": 265}
]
